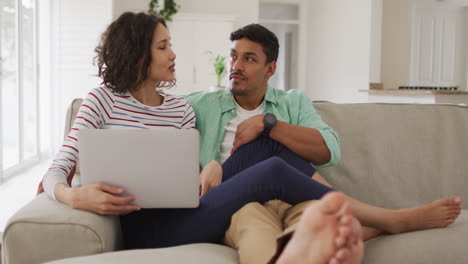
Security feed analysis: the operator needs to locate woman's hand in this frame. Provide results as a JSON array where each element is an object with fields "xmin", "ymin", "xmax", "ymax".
[
  {"xmin": 55, "ymin": 183, "xmax": 140, "ymax": 215},
  {"xmin": 199, "ymin": 160, "xmax": 223, "ymax": 197}
]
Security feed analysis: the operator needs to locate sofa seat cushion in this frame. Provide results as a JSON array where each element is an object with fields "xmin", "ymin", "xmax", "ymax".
[
  {"xmin": 44, "ymin": 212, "xmax": 468, "ymax": 264},
  {"xmin": 363, "ymin": 210, "xmax": 468, "ymax": 264},
  {"xmin": 44, "ymin": 244, "xmax": 238, "ymax": 264}
]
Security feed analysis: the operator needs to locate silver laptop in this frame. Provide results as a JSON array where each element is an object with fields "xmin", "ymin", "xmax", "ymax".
[{"xmin": 79, "ymin": 128, "xmax": 200, "ymax": 208}]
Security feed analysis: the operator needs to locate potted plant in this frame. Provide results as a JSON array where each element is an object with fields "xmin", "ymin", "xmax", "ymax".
[
  {"xmin": 213, "ymin": 55, "xmax": 227, "ymax": 88},
  {"xmin": 148, "ymin": 0, "xmax": 179, "ymax": 21}
]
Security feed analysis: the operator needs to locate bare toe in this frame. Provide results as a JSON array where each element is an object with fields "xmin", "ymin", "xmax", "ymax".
[
  {"xmin": 450, "ymin": 196, "xmax": 462, "ymax": 205},
  {"xmin": 336, "ymin": 248, "xmax": 351, "ymax": 261},
  {"xmin": 336, "ymin": 236, "xmax": 346, "ymax": 248},
  {"xmin": 336, "ymin": 226, "xmax": 351, "ymax": 247}
]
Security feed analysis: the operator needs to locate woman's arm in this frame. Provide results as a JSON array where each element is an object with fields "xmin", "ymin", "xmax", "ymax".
[
  {"xmin": 55, "ymin": 182, "xmax": 140, "ymax": 215},
  {"xmin": 199, "ymin": 160, "xmax": 222, "ymax": 197},
  {"xmin": 43, "ymin": 88, "xmax": 139, "ymax": 215}
]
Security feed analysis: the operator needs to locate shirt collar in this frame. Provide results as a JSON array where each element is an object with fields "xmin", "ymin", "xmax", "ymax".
[
  {"xmin": 264, "ymin": 85, "xmax": 278, "ymax": 106},
  {"xmin": 220, "ymin": 88, "xmax": 236, "ymax": 113}
]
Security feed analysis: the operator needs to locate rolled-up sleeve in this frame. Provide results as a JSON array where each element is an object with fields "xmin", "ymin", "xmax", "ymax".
[{"xmin": 296, "ymin": 94, "xmax": 340, "ymax": 167}]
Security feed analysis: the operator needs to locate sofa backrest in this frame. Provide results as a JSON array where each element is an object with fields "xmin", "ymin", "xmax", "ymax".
[
  {"xmin": 313, "ymin": 102, "xmax": 468, "ymax": 209},
  {"xmin": 66, "ymin": 99, "xmax": 467, "ymax": 209}
]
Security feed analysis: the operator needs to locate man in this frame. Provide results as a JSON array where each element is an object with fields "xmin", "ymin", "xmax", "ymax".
[
  {"xmin": 186, "ymin": 23, "xmax": 341, "ymax": 263},
  {"xmin": 188, "ymin": 23, "xmax": 461, "ymax": 263}
]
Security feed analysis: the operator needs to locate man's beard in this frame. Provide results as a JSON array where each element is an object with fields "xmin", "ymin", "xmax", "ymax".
[
  {"xmin": 229, "ymin": 85, "xmax": 250, "ymax": 96},
  {"xmin": 229, "ymin": 71, "xmax": 249, "ymax": 96}
]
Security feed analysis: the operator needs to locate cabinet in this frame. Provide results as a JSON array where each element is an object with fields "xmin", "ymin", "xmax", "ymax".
[
  {"xmin": 409, "ymin": 0, "xmax": 466, "ymax": 89},
  {"xmin": 167, "ymin": 14, "xmax": 235, "ymax": 95}
]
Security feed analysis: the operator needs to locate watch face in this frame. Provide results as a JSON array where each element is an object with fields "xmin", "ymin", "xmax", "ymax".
[
  {"xmin": 264, "ymin": 113, "xmax": 276, "ymax": 126},
  {"xmin": 263, "ymin": 113, "xmax": 276, "ymax": 136},
  {"xmin": 265, "ymin": 115, "xmax": 273, "ymax": 124}
]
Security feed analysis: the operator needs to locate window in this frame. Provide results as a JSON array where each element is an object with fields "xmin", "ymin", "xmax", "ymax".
[{"xmin": 0, "ymin": 0, "xmax": 39, "ymax": 183}]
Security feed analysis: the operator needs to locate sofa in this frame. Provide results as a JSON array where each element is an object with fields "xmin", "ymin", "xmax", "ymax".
[{"xmin": 3, "ymin": 99, "xmax": 468, "ymax": 264}]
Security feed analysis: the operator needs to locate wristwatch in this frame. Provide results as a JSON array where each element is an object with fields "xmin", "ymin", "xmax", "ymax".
[{"xmin": 262, "ymin": 113, "xmax": 277, "ymax": 137}]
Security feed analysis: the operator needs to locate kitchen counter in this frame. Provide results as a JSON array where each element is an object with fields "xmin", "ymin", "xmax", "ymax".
[
  {"xmin": 360, "ymin": 89, "xmax": 468, "ymax": 95},
  {"xmin": 359, "ymin": 89, "xmax": 468, "ymax": 104}
]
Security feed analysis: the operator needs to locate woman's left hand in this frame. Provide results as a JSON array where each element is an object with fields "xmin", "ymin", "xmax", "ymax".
[{"xmin": 199, "ymin": 160, "xmax": 222, "ymax": 197}]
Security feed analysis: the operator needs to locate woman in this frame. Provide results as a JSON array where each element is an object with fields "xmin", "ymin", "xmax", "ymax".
[{"xmin": 42, "ymin": 12, "xmax": 193, "ymax": 214}]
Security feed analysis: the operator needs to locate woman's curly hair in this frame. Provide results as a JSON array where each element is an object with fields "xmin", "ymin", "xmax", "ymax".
[{"xmin": 94, "ymin": 12, "xmax": 175, "ymax": 94}]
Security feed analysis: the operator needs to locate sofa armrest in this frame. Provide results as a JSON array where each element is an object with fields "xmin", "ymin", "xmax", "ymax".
[{"xmin": 2, "ymin": 193, "xmax": 122, "ymax": 264}]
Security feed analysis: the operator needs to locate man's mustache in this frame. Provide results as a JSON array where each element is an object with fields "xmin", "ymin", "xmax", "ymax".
[{"xmin": 229, "ymin": 72, "xmax": 247, "ymax": 80}]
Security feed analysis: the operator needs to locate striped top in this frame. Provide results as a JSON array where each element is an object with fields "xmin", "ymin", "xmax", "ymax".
[{"xmin": 42, "ymin": 87, "xmax": 196, "ymax": 199}]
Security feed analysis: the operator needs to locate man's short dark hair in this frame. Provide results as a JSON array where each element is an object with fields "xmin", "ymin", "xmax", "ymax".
[{"xmin": 230, "ymin": 24, "xmax": 279, "ymax": 64}]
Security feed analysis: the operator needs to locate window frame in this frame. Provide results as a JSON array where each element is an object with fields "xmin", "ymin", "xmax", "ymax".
[{"xmin": 1, "ymin": 0, "xmax": 40, "ymax": 183}]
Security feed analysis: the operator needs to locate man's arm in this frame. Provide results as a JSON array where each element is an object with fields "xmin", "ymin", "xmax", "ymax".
[
  {"xmin": 270, "ymin": 121, "xmax": 331, "ymax": 165},
  {"xmin": 231, "ymin": 91, "xmax": 340, "ymax": 166},
  {"xmin": 231, "ymin": 116, "xmax": 331, "ymax": 165}
]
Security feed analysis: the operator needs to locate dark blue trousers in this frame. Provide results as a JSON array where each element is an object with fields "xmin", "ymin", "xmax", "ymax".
[{"xmin": 120, "ymin": 137, "xmax": 334, "ymax": 249}]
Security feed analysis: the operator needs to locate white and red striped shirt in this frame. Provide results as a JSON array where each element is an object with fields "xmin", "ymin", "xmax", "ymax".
[{"xmin": 42, "ymin": 87, "xmax": 196, "ymax": 199}]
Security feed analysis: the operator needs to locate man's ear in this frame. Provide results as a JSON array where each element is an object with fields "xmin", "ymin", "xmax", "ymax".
[{"xmin": 265, "ymin": 61, "xmax": 276, "ymax": 79}]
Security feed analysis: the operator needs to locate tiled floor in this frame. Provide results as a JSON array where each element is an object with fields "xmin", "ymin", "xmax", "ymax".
[{"xmin": 0, "ymin": 160, "xmax": 51, "ymax": 232}]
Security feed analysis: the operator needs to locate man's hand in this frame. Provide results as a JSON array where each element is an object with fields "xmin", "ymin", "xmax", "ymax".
[
  {"xmin": 56, "ymin": 183, "xmax": 140, "ymax": 215},
  {"xmin": 231, "ymin": 114, "xmax": 264, "ymax": 154},
  {"xmin": 199, "ymin": 160, "xmax": 223, "ymax": 197}
]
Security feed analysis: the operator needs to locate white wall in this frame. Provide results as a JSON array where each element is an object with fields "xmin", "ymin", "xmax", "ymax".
[
  {"xmin": 381, "ymin": 0, "xmax": 411, "ymax": 89},
  {"xmin": 370, "ymin": 0, "xmax": 383, "ymax": 83},
  {"xmin": 49, "ymin": 0, "xmax": 113, "ymax": 151},
  {"xmin": 465, "ymin": 7, "xmax": 468, "ymax": 91},
  {"xmin": 113, "ymin": 0, "xmax": 375, "ymax": 103},
  {"xmin": 177, "ymin": 0, "xmax": 258, "ymax": 29},
  {"xmin": 112, "ymin": 0, "xmax": 258, "ymax": 28},
  {"xmin": 306, "ymin": 0, "xmax": 372, "ymax": 103},
  {"xmin": 112, "ymin": 0, "xmax": 146, "ymax": 17}
]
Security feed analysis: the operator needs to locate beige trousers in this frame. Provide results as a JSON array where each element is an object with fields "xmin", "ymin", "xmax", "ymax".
[{"xmin": 224, "ymin": 200, "xmax": 317, "ymax": 264}]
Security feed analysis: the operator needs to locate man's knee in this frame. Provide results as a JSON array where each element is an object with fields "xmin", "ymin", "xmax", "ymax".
[
  {"xmin": 262, "ymin": 156, "xmax": 290, "ymax": 174},
  {"xmin": 225, "ymin": 202, "xmax": 283, "ymax": 248}
]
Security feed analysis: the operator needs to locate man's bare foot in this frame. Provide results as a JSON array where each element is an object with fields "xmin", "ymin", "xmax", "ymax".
[
  {"xmin": 277, "ymin": 192, "xmax": 363, "ymax": 264},
  {"xmin": 388, "ymin": 196, "xmax": 462, "ymax": 234}
]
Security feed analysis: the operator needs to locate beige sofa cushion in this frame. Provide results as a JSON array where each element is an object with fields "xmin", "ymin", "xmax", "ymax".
[
  {"xmin": 314, "ymin": 102, "xmax": 468, "ymax": 210},
  {"xmin": 44, "ymin": 244, "xmax": 238, "ymax": 264},
  {"xmin": 43, "ymin": 212, "xmax": 468, "ymax": 264}
]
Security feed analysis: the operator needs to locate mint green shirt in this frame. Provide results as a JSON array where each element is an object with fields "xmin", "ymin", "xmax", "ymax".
[{"xmin": 185, "ymin": 86, "xmax": 340, "ymax": 169}]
